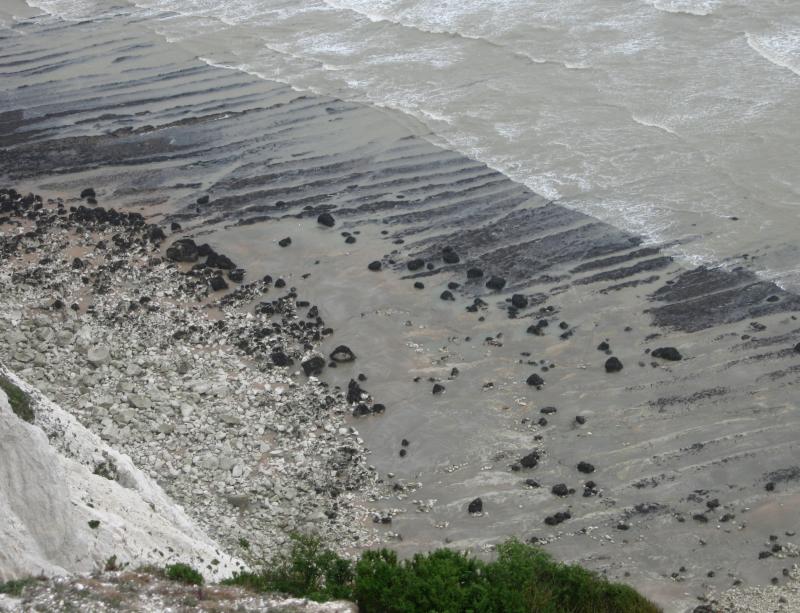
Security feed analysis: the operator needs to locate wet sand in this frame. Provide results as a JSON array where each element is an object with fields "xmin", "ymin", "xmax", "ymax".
[{"xmin": 3, "ymin": 9, "xmax": 800, "ymax": 612}]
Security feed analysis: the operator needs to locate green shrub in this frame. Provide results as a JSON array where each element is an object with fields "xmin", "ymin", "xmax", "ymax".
[
  {"xmin": 0, "ymin": 375, "xmax": 33, "ymax": 423},
  {"xmin": 227, "ymin": 536, "xmax": 660, "ymax": 613},
  {"xmin": 224, "ymin": 533, "xmax": 353, "ymax": 601},
  {"xmin": 0, "ymin": 578, "xmax": 38, "ymax": 596},
  {"xmin": 355, "ymin": 548, "xmax": 488, "ymax": 613},
  {"xmin": 88, "ymin": 520, "xmax": 100, "ymax": 529},
  {"xmin": 165, "ymin": 563, "xmax": 203, "ymax": 586},
  {"xmin": 482, "ymin": 539, "xmax": 660, "ymax": 613}
]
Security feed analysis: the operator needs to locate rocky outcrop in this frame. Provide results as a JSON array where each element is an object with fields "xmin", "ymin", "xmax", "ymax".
[{"xmin": 0, "ymin": 369, "xmax": 242, "ymax": 582}]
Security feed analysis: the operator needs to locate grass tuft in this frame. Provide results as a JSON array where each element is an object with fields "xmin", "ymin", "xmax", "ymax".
[
  {"xmin": 0, "ymin": 374, "xmax": 33, "ymax": 423},
  {"xmin": 0, "ymin": 578, "xmax": 39, "ymax": 597},
  {"xmin": 165, "ymin": 563, "xmax": 203, "ymax": 586}
]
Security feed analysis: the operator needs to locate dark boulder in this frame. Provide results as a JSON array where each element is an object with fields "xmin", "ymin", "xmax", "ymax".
[
  {"xmin": 414, "ymin": 282, "xmax": 424, "ymax": 289},
  {"xmin": 466, "ymin": 298, "xmax": 487, "ymax": 312},
  {"xmin": 440, "ymin": 290, "xmax": 455, "ymax": 301},
  {"xmin": 80, "ymin": 188, "xmax": 96, "ymax": 199},
  {"xmin": 196, "ymin": 195, "xmax": 210, "ymax": 205},
  {"xmin": 540, "ymin": 406, "xmax": 557, "ymax": 415},
  {"xmin": 207, "ymin": 252, "xmax": 236, "ymax": 270},
  {"xmin": 209, "ymin": 275, "xmax": 228, "ymax": 292},
  {"xmin": 651, "ymin": 347, "xmax": 682, "ymax": 361},
  {"xmin": 278, "ymin": 237, "xmax": 292, "ymax": 247},
  {"xmin": 166, "ymin": 238, "xmax": 199, "ymax": 262},
  {"xmin": 551, "ymin": 483, "xmax": 570, "ymax": 497},
  {"xmin": 577, "ymin": 461, "xmax": 595, "ymax": 474},
  {"xmin": 604, "ymin": 357, "xmax": 623, "ymax": 373},
  {"xmin": 485, "ymin": 276, "xmax": 506, "ymax": 291},
  {"xmin": 432, "ymin": 383, "xmax": 446, "ymax": 395},
  {"xmin": 526, "ymin": 323, "xmax": 545, "ymax": 336},
  {"xmin": 198, "ymin": 243, "xmax": 214, "ymax": 257},
  {"xmin": 147, "ymin": 225, "xmax": 166, "ymax": 242},
  {"xmin": 347, "ymin": 379, "xmax": 365, "ymax": 404},
  {"xmin": 597, "ymin": 341, "xmax": 610, "ymax": 351},
  {"xmin": 442, "ymin": 248, "xmax": 460, "ymax": 264},
  {"xmin": 794, "ymin": 342, "xmax": 800, "ymax": 353},
  {"xmin": 544, "ymin": 511, "xmax": 571, "ymax": 526},
  {"xmin": 520, "ymin": 451, "xmax": 540, "ymax": 469},
  {"xmin": 317, "ymin": 212, "xmax": 335, "ymax": 227},
  {"xmin": 330, "ymin": 345, "xmax": 356, "ymax": 362},
  {"xmin": 352, "ymin": 403, "xmax": 371, "ymax": 417},
  {"xmin": 301, "ymin": 356, "xmax": 326, "ymax": 376},
  {"xmin": 511, "ymin": 294, "xmax": 528, "ymax": 309},
  {"xmin": 271, "ymin": 349, "xmax": 291, "ymax": 367},
  {"xmin": 368, "ymin": 261, "xmax": 382, "ymax": 271},
  {"xmin": 228, "ymin": 268, "xmax": 245, "ymax": 283},
  {"xmin": 468, "ymin": 498, "xmax": 483, "ymax": 514},
  {"xmin": 407, "ymin": 258, "xmax": 425, "ymax": 271},
  {"xmin": 467, "ymin": 267, "xmax": 484, "ymax": 279},
  {"xmin": 71, "ymin": 257, "xmax": 85, "ymax": 270},
  {"xmin": 345, "ymin": 235, "xmax": 356, "ymax": 244},
  {"xmin": 526, "ymin": 373, "xmax": 545, "ymax": 387},
  {"xmin": 170, "ymin": 222, "xmax": 182, "ymax": 232}
]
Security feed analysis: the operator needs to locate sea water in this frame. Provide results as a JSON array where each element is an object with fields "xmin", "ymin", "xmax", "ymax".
[{"xmin": 22, "ymin": 0, "xmax": 800, "ymax": 288}]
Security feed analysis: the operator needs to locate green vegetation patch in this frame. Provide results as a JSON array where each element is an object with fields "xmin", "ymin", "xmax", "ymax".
[
  {"xmin": 0, "ymin": 577, "xmax": 39, "ymax": 597},
  {"xmin": 165, "ymin": 563, "xmax": 204, "ymax": 586},
  {"xmin": 223, "ymin": 534, "xmax": 660, "ymax": 613},
  {"xmin": 0, "ymin": 374, "xmax": 34, "ymax": 423}
]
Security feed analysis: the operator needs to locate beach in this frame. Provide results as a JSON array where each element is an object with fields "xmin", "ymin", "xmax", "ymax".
[{"xmin": 2, "ymin": 3, "xmax": 800, "ymax": 611}]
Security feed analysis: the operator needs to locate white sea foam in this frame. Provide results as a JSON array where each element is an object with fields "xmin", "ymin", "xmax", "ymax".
[
  {"xmin": 631, "ymin": 114, "xmax": 679, "ymax": 136},
  {"xmin": 25, "ymin": 0, "xmax": 110, "ymax": 21},
  {"xmin": 648, "ymin": 0, "xmax": 719, "ymax": 17},
  {"xmin": 746, "ymin": 30, "xmax": 800, "ymax": 78}
]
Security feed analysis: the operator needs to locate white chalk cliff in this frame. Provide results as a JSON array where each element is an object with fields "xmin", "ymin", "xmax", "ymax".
[{"xmin": 0, "ymin": 367, "xmax": 243, "ymax": 582}]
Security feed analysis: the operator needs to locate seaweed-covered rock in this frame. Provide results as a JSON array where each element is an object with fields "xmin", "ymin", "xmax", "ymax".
[
  {"xmin": 330, "ymin": 345, "xmax": 356, "ymax": 363},
  {"xmin": 485, "ymin": 276, "xmax": 506, "ymax": 291},
  {"xmin": 317, "ymin": 212, "xmax": 335, "ymax": 227},
  {"xmin": 166, "ymin": 239, "xmax": 199, "ymax": 263},
  {"xmin": 651, "ymin": 347, "xmax": 682, "ymax": 361},
  {"xmin": 511, "ymin": 294, "xmax": 528, "ymax": 309},
  {"xmin": 526, "ymin": 373, "xmax": 545, "ymax": 387},
  {"xmin": 301, "ymin": 355, "xmax": 326, "ymax": 377},
  {"xmin": 604, "ymin": 357, "xmax": 623, "ymax": 373},
  {"xmin": 468, "ymin": 498, "xmax": 483, "ymax": 514}
]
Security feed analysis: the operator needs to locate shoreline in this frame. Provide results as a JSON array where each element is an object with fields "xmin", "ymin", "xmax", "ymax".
[
  {"xmin": 0, "ymin": 189, "xmax": 390, "ymax": 566},
  {"xmin": 3, "ymin": 9, "xmax": 800, "ymax": 612}
]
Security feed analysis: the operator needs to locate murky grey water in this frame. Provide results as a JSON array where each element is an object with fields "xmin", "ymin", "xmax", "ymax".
[{"xmin": 17, "ymin": 0, "xmax": 800, "ymax": 291}]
